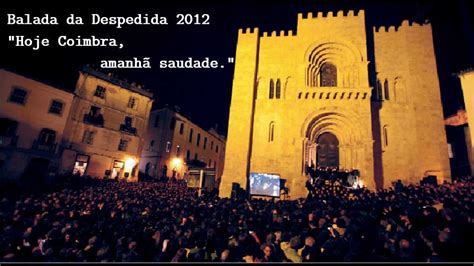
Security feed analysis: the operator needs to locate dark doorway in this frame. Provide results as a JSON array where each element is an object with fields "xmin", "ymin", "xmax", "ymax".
[
  {"xmin": 145, "ymin": 162, "xmax": 151, "ymax": 176},
  {"xmin": 316, "ymin": 132, "xmax": 339, "ymax": 168}
]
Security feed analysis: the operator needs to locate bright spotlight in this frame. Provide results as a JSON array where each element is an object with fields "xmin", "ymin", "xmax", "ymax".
[
  {"xmin": 172, "ymin": 158, "xmax": 182, "ymax": 168},
  {"xmin": 125, "ymin": 158, "xmax": 137, "ymax": 170}
]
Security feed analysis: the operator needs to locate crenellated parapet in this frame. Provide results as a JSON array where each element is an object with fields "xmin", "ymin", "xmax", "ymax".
[
  {"xmin": 297, "ymin": 9, "xmax": 363, "ymax": 20},
  {"xmin": 238, "ymin": 27, "xmax": 258, "ymax": 34},
  {"xmin": 261, "ymin": 30, "xmax": 296, "ymax": 38},
  {"xmin": 374, "ymin": 20, "xmax": 431, "ymax": 34}
]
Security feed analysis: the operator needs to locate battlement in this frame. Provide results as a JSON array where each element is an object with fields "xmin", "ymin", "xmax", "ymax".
[
  {"xmin": 261, "ymin": 30, "xmax": 296, "ymax": 37},
  {"xmin": 238, "ymin": 27, "xmax": 259, "ymax": 35},
  {"xmin": 374, "ymin": 20, "xmax": 429, "ymax": 33},
  {"xmin": 297, "ymin": 9, "xmax": 363, "ymax": 20},
  {"xmin": 241, "ymin": 10, "xmax": 366, "ymax": 39}
]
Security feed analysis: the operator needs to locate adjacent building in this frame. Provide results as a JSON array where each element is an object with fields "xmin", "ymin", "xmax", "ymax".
[
  {"xmin": 0, "ymin": 69, "xmax": 74, "ymax": 182},
  {"xmin": 140, "ymin": 107, "xmax": 226, "ymax": 183},
  {"xmin": 59, "ymin": 66, "xmax": 154, "ymax": 181},
  {"xmin": 221, "ymin": 10, "xmax": 451, "ymax": 198},
  {"xmin": 444, "ymin": 109, "xmax": 471, "ymax": 177},
  {"xmin": 458, "ymin": 69, "xmax": 474, "ymax": 172}
]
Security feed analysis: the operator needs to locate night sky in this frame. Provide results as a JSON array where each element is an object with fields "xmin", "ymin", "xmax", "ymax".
[{"xmin": 1, "ymin": 1, "xmax": 473, "ymax": 136}]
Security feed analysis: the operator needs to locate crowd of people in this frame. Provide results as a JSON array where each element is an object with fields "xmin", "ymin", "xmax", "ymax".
[
  {"xmin": 305, "ymin": 166, "xmax": 361, "ymax": 189},
  {"xmin": 0, "ymin": 174, "xmax": 472, "ymax": 262}
]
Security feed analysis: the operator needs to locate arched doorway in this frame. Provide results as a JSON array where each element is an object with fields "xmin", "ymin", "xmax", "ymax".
[{"xmin": 316, "ymin": 132, "xmax": 339, "ymax": 168}]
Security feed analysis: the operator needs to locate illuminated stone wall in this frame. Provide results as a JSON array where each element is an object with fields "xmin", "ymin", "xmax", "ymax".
[
  {"xmin": 60, "ymin": 67, "xmax": 154, "ymax": 181},
  {"xmin": 373, "ymin": 21, "xmax": 451, "ymax": 186},
  {"xmin": 221, "ymin": 10, "xmax": 451, "ymax": 198}
]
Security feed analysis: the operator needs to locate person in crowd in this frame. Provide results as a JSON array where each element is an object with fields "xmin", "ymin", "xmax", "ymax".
[{"xmin": 0, "ymin": 173, "xmax": 472, "ymax": 262}]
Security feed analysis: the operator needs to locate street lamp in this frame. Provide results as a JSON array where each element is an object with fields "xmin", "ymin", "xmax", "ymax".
[
  {"xmin": 172, "ymin": 157, "xmax": 182, "ymax": 168},
  {"xmin": 125, "ymin": 158, "xmax": 137, "ymax": 170}
]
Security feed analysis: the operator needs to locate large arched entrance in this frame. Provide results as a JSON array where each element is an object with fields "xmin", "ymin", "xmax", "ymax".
[
  {"xmin": 316, "ymin": 132, "xmax": 339, "ymax": 168},
  {"xmin": 302, "ymin": 111, "xmax": 359, "ymax": 172}
]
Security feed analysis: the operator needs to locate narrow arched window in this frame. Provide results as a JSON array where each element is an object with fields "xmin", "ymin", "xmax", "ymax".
[
  {"xmin": 383, "ymin": 125, "xmax": 389, "ymax": 147},
  {"xmin": 189, "ymin": 128, "xmax": 193, "ymax": 143},
  {"xmin": 320, "ymin": 63, "xmax": 337, "ymax": 87},
  {"xmin": 269, "ymin": 79, "xmax": 275, "ymax": 99},
  {"xmin": 376, "ymin": 79, "xmax": 383, "ymax": 101},
  {"xmin": 384, "ymin": 79, "xmax": 390, "ymax": 100},
  {"xmin": 269, "ymin": 122, "xmax": 275, "ymax": 142},
  {"xmin": 275, "ymin": 79, "xmax": 281, "ymax": 99}
]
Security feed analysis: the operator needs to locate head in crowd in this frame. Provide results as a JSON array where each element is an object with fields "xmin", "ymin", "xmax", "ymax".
[{"xmin": 0, "ymin": 173, "xmax": 472, "ymax": 262}]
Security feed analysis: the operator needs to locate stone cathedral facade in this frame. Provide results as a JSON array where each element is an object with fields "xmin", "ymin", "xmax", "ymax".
[{"xmin": 220, "ymin": 10, "xmax": 451, "ymax": 198}]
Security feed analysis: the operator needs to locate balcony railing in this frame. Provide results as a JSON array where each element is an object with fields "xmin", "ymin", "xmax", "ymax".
[
  {"xmin": 0, "ymin": 135, "xmax": 18, "ymax": 147},
  {"xmin": 120, "ymin": 124, "xmax": 137, "ymax": 135},
  {"xmin": 83, "ymin": 114, "xmax": 104, "ymax": 127},
  {"xmin": 32, "ymin": 140, "xmax": 57, "ymax": 153}
]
